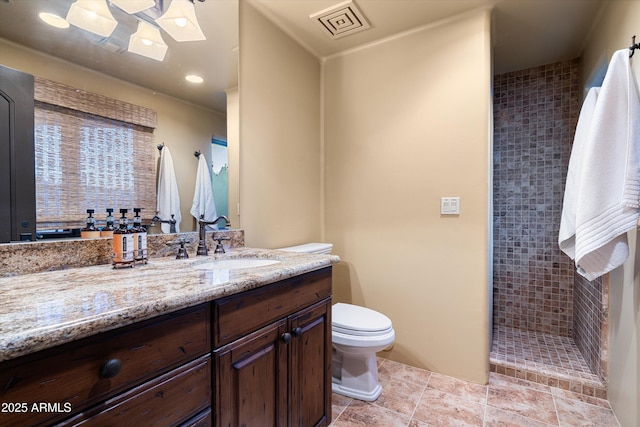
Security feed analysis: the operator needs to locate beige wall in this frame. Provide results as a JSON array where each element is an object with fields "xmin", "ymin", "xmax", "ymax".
[
  {"xmin": 239, "ymin": 2, "xmax": 322, "ymax": 248},
  {"xmin": 582, "ymin": 2, "xmax": 640, "ymax": 425},
  {"xmin": 239, "ymin": 3, "xmax": 492, "ymax": 384},
  {"xmin": 0, "ymin": 38, "xmax": 228, "ymax": 233},
  {"xmin": 323, "ymin": 10, "xmax": 492, "ymax": 383},
  {"xmin": 239, "ymin": 3, "xmax": 491, "ymax": 384},
  {"xmin": 226, "ymin": 87, "xmax": 240, "ymax": 229}
]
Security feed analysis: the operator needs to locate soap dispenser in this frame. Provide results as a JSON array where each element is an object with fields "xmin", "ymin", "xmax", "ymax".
[
  {"xmin": 112, "ymin": 209, "xmax": 134, "ymax": 267},
  {"xmin": 80, "ymin": 209, "xmax": 101, "ymax": 239},
  {"xmin": 132, "ymin": 208, "xmax": 148, "ymax": 263},
  {"xmin": 101, "ymin": 208, "xmax": 115, "ymax": 238}
]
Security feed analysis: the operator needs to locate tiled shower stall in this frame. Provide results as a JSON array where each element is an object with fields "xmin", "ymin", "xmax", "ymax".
[{"xmin": 491, "ymin": 59, "xmax": 608, "ymax": 398}]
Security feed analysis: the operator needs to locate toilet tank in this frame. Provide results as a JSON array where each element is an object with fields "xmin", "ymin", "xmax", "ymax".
[{"xmin": 278, "ymin": 243, "xmax": 333, "ymax": 254}]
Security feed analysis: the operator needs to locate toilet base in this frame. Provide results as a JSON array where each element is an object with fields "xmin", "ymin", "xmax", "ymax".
[
  {"xmin": 331, "ymin": 348, "xmax": 382, "ymax": 402},
  {"xmin": 332, "ymin": 380, "xmax": 382, "ymax": 402}
]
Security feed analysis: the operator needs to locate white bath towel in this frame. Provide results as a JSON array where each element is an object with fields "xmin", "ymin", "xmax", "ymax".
[
  {"xmin": 190, "ymin": 154, "xmax": 217, "ymax": 229},
  {"xmin": 156, "ymin": 146, "xmax": 181, "ymax": 233},
  {"xmin": 570, "ymin": 49, "xmax": 640, "ymax": 280},
  {"xmin": 559, "ymin": 87, "xmax": 600, "ymax": 259}
]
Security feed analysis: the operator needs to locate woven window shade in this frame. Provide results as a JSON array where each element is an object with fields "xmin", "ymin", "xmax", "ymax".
[{"xmin": 33, "ymin": 78, "xmax": 157, "ymax": 229}]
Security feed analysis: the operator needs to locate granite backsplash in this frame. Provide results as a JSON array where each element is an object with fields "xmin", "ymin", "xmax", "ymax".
[{"xmin": 0, "ymin": 229, "xmax": 244, "ymax": 277}]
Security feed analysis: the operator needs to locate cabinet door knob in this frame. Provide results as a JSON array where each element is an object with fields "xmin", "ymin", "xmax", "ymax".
[
  {"xmin": 99, "ymin": 358, "xmax": 122, "ymax": 379},
  {"xmin": 281, "ymin": 332, "xmax": 292, "ymax": 344},
  {"xmin": 292, "ymin": 327, "xmax": 303, "ymax": 337}
]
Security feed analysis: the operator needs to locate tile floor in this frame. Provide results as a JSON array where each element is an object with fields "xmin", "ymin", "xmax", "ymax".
[
  {"xmin": 490, "ymin": 326, "xmax": 607, "ymax": 399},
  {"xmin": 329, "ymin": 358, "xmax": 620, "ymax": 426}
]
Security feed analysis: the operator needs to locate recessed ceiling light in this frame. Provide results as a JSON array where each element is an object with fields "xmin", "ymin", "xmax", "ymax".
[
  {"xmin": 39, "ymin": 12, "xmax": 70, "ymax": 29},
  {"xmin": 185, "ymin": 75, "xmax": 204, "ymax": 83}
]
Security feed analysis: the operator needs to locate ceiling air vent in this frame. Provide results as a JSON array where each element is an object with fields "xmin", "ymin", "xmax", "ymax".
[{"xmin": 310, "ymin": 0, "xmax": 370, "ymax": 40}]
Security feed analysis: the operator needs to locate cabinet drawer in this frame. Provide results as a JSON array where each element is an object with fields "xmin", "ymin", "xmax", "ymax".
[
  {"xmin": 180, "ymin": 408, "xmax": 212, "ymax": 427},
  {"xmin": 213, "ymin": 267, "xmax": 331, "ymax": 347},
  {"xmin": 0, "ymin": 304, "xmax": 210, "ymax": 427},
  {"xmin": 57, "ymin": 355, "xmax": 211, "ymax": 426}
]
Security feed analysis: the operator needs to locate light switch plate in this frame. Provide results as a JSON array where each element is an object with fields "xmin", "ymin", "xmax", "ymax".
[{"xmin": 441, "ymin": 197, "xmax": 460, "ymax": 215}]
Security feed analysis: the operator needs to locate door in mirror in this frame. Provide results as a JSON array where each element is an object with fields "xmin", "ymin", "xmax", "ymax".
[{"xmin": 0, "ymin": 64, "xmax": 36, "ymax": 243}]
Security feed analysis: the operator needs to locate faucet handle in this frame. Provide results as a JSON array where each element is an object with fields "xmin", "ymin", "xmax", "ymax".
[
  {"xmin": 212, "ymin": 236, "xmax": 231, "ymax": 254},
  {"xmin": 167, "ymin": 238, "xmax": 190, "ymax": 259}
]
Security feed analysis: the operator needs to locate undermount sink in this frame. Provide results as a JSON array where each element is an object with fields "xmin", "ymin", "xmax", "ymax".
[{"xmin": 193, "ymin": 258, "xmax": 281, "ymax": 270}]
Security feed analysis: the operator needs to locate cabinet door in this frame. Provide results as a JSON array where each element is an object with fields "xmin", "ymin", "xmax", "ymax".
[
  {"xmin": 215, "ymin": 319, "xmax": 289, "ymax": 427},
  {"xmin": 289, "ymin": 298, "xmax": 332, "ymax": 427}
]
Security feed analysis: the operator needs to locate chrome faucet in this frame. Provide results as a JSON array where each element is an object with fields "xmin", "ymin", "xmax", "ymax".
[
  {"xmin": 151, "ymin": 214, "xmax": 177, "ymax": 233},
  {"xmin": 197, "ymin": 214, "xmax": 231, "ymax": 255}
]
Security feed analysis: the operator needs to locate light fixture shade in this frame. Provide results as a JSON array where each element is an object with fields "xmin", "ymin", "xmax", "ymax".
[
  {"xmin": 66, "ymin": 0, "xmax": 118, "ymax": 37},
  {"xmin": 128, "ymin": 21, "xmax": 168, "ymax": 61},
  {"xmin": 110, "ymin": 0, "xmax": 155, "ymax": 14},
  {"xmin": 156, "ymin": 0, "xmax": 206, "ymax": 42}
]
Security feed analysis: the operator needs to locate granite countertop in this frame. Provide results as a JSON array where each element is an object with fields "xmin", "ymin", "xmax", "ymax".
[{"xmin": 0, "ymin": 248, "xmax": 340, "ymax": 362}]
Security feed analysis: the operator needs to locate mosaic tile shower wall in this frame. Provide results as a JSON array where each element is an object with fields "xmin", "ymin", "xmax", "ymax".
[
  {"xmin": 493, "ymin": 59, "xmax": 580, "ymax": 337},
  {"xmin": 573, "ymin": 273, "xmax": 607, "ymax": 381}
]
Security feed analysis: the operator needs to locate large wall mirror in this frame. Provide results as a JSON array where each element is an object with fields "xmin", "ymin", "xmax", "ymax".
[{"xmin": 0, "ymin": 0, "xmax": 239, "ymax": 241}]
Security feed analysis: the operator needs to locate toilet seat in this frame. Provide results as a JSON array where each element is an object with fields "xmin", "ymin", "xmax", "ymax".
[
  {"xmin": 332, "ymin": 303, "xmax": 393, "ymax": 335},
  {"xmin": 332, "ymin": 303, "xmax": 395, "ymax": 349},
  {"xmin": 332, "ymin": 324, "xmax": 394, "ymax": 337},
  {"xmin": 332, "ymin": 327, "xmax": 395, "ymax": 349}
]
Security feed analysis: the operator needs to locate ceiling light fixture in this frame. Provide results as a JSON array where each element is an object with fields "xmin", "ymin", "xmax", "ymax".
[
  {"xmin": 185, "ymin": 74, "xmax": 204, "ymax": 83},
  {"xmin": 156, "ymin": 0, "xmax": 206, "ymax": 42},
  {"xmin": 128, "ymin": 21, "xmax": 168, "ymax": 61},
  {"xmin": 66, "ymin": 0, "xmax": 118, "ymax": 37},
  {"xmin": 109, "ymin": 0, "xmax": 156, "ymax": 15},
  {"xmin": 39, "ymin": 12, "xmax": 70, "ymax": 29}
]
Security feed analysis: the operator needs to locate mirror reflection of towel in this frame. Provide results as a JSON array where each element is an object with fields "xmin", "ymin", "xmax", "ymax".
[
  {"xmin": 157, "ymin": 146, "xmax": 181, "ymax": 233},
  {"xmin": 190, "ymin": 154, "xmax": 217, "ymax": 229}
]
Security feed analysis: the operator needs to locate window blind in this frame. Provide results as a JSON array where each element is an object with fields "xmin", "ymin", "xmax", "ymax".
[{"xmin": 33, "ymin": 77, "xmax": 157, "ymax": 229}]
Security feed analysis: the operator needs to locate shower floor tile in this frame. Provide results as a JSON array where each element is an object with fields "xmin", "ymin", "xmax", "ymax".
[{"xmin": 490, "ymin": 326, "xmax": 606, "ymax": 399}]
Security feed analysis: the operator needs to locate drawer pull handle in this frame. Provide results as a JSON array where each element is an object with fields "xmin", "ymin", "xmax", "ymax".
[
  {"xmin": 99, "ymin": 358, "xmax": 122, "ymax": 379},
  {"xmin": 292, "ymin": 327, "xmax": 303, "ymax": 337},
  {"xmin": 281, "ymin": 332, "xmax": 292, "ymax": 344}
]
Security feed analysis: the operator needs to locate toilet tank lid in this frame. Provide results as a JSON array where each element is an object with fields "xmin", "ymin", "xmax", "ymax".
[
  {"xmin": 332, "ymin": 303, "xmax": 392, "ymax": 333},
  {"xmin": 278, "ymin": 243, "xmax": 333, "ymax": 254}
]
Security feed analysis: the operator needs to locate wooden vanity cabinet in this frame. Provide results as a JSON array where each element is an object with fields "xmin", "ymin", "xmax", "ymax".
[
  {"xmin": 0, "ymin": 303, "xmax": 211, "ymax": 427},
  {"xmin": 213, "ymin": 267, "xmax": 333, "ymax": 427},
  {"xmin": 0, "ymin": 266, "xmax": 333, "ymax": 427}
]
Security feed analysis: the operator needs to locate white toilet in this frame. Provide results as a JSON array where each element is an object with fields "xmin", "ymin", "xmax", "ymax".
[{"xmin": 279, "ymin": 243, "xmax": 395, "ymax": 401}]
